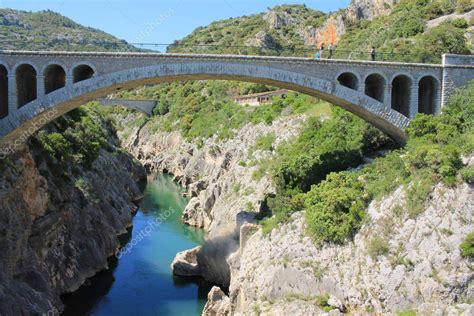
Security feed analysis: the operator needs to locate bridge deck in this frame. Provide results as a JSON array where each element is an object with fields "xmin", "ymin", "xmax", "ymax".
[{"xmin": 0, "ymin": 50, "xmax": 446, "ymax": 69}]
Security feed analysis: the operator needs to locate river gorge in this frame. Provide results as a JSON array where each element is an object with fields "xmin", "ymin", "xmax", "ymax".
[{"xmin": 61, "ymin": 174, "xmax": 210, "ymax": 315}]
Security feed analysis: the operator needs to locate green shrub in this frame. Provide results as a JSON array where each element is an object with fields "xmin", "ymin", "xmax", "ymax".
[
  {"xmin": 451, "ymin": 18, "xmax": 469, "ymax": 29},
  {"xmin": 460, "ymin": 165, "xmax": 474, "ymax": 183},
  {"xmin": 32, "ymin": 106, "xmax": 110, "ymax": 169},
  {"xmin": 459, "ymin": 232, "xmax": 474, "ymax": 259},
  {"xmin": 305, "ymin": 172, "xmax": 368, "ymax": 245},
  {"xmin": 456, "ymin": 0, "xmax": 473, "ymax": 13},
  {"xmin": 74, "ymin": 178, "xmax": 86, "ymax": 190},
  {"xmin": 272, "ymin": 109, "xmax": 385, "ymax": 194},
  {"xmin": 396, "ymin": 309, "xmax": 417, "ymax": 316},
  {"xmin": 315, "ymin": 293, "xmax": 331, "ymax": 310},
  {"xmin": 405, "ymin": 172, "xmax": 435, "ymax": 218},
  {"xmin": 261, "ymin": 216, "xmax": 280, "ymax": 234},
  {"xmin": 367, "ymin": 236, "xmax": 390, "ymax": 259},
  {"xmin": 254, "ymin": 132, "xmax": 276, "ymax": 151}
]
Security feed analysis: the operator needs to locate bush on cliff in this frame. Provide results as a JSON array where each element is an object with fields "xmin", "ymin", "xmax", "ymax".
[
  {"xmin": 32, "ymin": 106, "xmax": 111, "ymax": 169},
  {"xmin": 459, "ymin": 232, "xmax": 474, "ymax": 259},
  {"xmin": 261, "ymin": 81, "xmax": 473, "ymax": 244},
  {"xmin": 304, "ymin": 171, "xmax": 368, "ymax": 245}
]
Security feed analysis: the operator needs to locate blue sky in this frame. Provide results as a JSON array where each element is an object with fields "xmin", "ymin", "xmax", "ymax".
[{"xmin": 1, "ymin": 0, "xmax": 350, "ymax": 50}]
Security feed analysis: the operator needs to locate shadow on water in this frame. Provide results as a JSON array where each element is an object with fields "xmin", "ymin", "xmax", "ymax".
[
  {"xmin": 61, "ymin": 228, "xmax": 133, "ymax": 316},
  {"xmin": 60, "ymin": 174, "xmax": 210, "ymax": 316}
]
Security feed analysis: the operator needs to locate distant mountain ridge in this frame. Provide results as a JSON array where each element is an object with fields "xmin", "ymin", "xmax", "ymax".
[{"xmin": 0, "ymin": 8, "xmax": 139, "ymax": 51}]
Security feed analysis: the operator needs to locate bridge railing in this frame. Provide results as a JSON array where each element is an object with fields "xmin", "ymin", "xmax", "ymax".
[
  {"xmin": 0, "ymin": 40, "xmax": 442, "ymax": 64},
  {"xmin": 135, "ymin": 43, "xmax": 441, "ymax": 64}
]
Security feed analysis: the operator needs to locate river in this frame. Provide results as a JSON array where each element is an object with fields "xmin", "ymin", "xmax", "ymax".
[{"xmin": 61, "ymin": 174, "xmax": 211, "ymax": 316}]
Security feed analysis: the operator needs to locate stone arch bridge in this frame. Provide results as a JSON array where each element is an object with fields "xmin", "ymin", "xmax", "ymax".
[{"xmin": 0, "ymin": 51, "xmax": 473, "ymax": 153}]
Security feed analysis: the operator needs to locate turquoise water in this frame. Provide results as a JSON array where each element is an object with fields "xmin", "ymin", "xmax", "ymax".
[{"xmin": 62, "ymin": 174, "xmax": 210, "ymax": 316}]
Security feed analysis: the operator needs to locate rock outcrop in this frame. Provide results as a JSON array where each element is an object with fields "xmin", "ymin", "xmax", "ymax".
[
  {"xmin": 228, "ymin": 182, "xmax": 474, "ymax": 314},
  {"xmin": 203, "ymin": 286, "xmax": 231, "ymax": 316},
  {"xmin": 171, "ymin": 246, "xmax": 202, "ymax": 277},
  {"xmin": 116, "ymin": 112, "xmax": 305, "ymax": 238},
  {"xmin": 113, "ymin": 111, "xmax": 306, "ymax": 288},
  {"xmin": 346, "ymin": 0, "xmax": 397, "ymax": 21},
  {"xmin": 263, "ymin": 9, "xmax": 296, "ymax": 30},
  {"xmin": 0, "ymin": 144, "xmax": 145, "ymax": 314},
  {"xmin": 300, "ymin": 15, "xmax": 346, "ymax": 47},
  {"xmin": 245, "ymin": 31, "xmax": 279, "ymax": 49}
]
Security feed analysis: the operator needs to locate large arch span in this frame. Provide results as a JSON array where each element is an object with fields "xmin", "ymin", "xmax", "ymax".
[{"xmin": 0, "ymin": 61, "xmax": 413, "ymax": 151}]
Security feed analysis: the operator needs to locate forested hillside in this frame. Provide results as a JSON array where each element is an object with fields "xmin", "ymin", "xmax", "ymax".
[
  {"xmin": 169, "ymin": 1, "xmax": 473, "ymax": 63},
  {"xmin": 0, "ymin": 8, "xmax": 138, "ymax": 51}
]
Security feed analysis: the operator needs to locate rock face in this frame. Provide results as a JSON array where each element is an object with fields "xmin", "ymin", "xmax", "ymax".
[
  {"xmin": 113, "ymin": 112, "xmax": 306, "ymax": 288},
  {"xmin": 346, "ymin": 0, "xmax": 397, "ymax": 20},
  {"xmin": 229, "ymin": 182, "xmax": 474, "ymax": 315},
  {"xmin": 0, "ymin": 145, "xmax": 145, "ymax": 314},
  {"xmin": 246, "ymin": 31, "xmax": 279, "ymax": 49},
  {"xmin": 171, "ymin": 246, "xmax": 202, "ymax": 277},
  {"xmin": 117, "ymin": 113, "xmax": 305, "ymax": 238},
  {"xmin": 203, "ymin": 286, "xmax": 231, "ymax": 316},
  {"xmin": 263, "ymin": 9, "xmax": 296, "ymax": 29},
  {"xmin": 300, "ymin": 16, "xmax": 346, "ymax": 47},
  {"xmin": 115, "ymin": 109, "xmax": 473, "ymax": 314}
]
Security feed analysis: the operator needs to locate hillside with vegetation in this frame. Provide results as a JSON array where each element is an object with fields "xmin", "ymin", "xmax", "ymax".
[
  {"xmin": 169, "ymin": 1, "xmax": 473, "ymax": 63},
  {"xmin": 258, "ymin": 80, "xmax": 473, "ymax": 243},
  {"xmin": 168, "ymin": 4, "xmax": 328, "ymax": 55},
  {"xmin": 0, "ymin": 8, "xmax": 138, "ymax": 51}
]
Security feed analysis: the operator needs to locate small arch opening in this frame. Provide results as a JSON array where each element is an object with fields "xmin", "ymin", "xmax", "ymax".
[
  {"xmin": 418, "ymin": 76, "xmax": 438, "ymax": 115},
  {"xmin": 337, "ymin": 72, "xmax": 359, "ymax": 90},
  {"xmin": 44, "ymin": 64, "xmax": 66, "ymax": 94},
  {"xmin": 365, "ymin": 73, "xmax": 385, "ymax": 103},
  {"xmin": 16, "ymin": 64, "xmax": 37, "ymax": 108},
  {"xmin": 73, "ymin": 64, "xmax": 94, "ymax": 83},
  {"xmin": 391, "ymin": 75, "xmax": 412, "ymax": 117},
  {"xmin": 0, "ymin": 65, "xmax": 8, "ymax": 118}
]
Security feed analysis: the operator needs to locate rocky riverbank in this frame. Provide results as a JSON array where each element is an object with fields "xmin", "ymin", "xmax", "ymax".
[
  {"xmin": 114, "ymin": 111, "xmax": 306, "ymax": 238},
  {"xmin": 112, "ymin": 110, "xmax": 307, "ymax": 288},
  {"xmin": 114, "ymin": 109, "xmax": 473, "ymax": 315},
  {"xmin": 0, "ymin": 133, "xmax": 145, "ymax": 313}
]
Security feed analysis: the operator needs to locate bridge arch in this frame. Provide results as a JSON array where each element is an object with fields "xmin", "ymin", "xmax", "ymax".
[
  {"xmin": 364, "ymin": 73, "xmax": 386, "ymax": 103},
  {"xmin": 336, "ymin": 72, "xmax": 359, "ymax": 90},
  {"xmin": 0, "ymin": 62, "xmax": 412, "ymax": 149},
  {"xmin": 43, "ymin": 63, "xmax": 66, "ymax": 94},
  {"xmin": 14, "ymin": 62, "xmax": 38, "ymax": 108},
  {"xmin": 418, "ymin": 75, "xmax": 439, "ymax": 115},
  {"xmin": 0, "ymin": 64, "xmax": 8, "ymax": 119},
  {"xmin": 72, "ymin": 62, "xmax": 96, "ymax": 83},
  {"xmin": 391, "ymin": 74, "xmax": 413, "ymax": 117}
]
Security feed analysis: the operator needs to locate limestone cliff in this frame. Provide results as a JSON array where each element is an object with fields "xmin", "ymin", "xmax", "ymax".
[
  {"xmin": 0, "ymin": 136, "xmax": 145, "ymax": 314},
  {"xmin": 111, "ymin": 110, "xmax": 307, "ymax": 287},
  {"xmin": 114, "ymin": 110, "xmax": 473, "ymax": 315},
  {"xmin": 346, "ymin": 0, "xmax": 398, "ymax": 21},
  {"xmin": 227, "ymin": 180, "xmax": 473, "ymax": 315}
]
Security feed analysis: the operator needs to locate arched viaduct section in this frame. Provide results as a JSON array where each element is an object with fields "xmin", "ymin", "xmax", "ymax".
[{"xmin": 0, "ymin": 51, "xmax": 472, "ymax": 153}]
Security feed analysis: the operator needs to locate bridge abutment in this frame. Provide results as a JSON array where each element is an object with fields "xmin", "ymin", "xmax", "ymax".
[{"xmin": 441, "ymin": 54, "xmax": 474, "ymax": 107}]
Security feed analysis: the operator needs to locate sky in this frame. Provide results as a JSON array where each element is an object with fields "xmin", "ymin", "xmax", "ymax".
[{"xmin": 0, "ymin": 0, "xmax": 351, "ymax": 50}]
